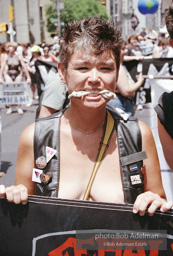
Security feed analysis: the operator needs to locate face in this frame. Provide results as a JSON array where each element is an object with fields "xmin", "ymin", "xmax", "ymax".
[
  {"xmin": 8, "ymin": 46, "xmax": 15, "ymax": 53},
  {"xmin": 130, "ymin": 37, "xmax": 137, "ymax": 47},
  {"xmin": 43, "ymin": 47, "xmax": 49, "ymax": 55},
  {"xmin": 59, "ymin": 49, "xmax": 118, "ymax": 109},
  {"xmin": 32, "ymin": 51, "xmax": 39, "ymax": 57}
]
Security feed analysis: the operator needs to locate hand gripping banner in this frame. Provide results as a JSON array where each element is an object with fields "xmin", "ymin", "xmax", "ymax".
[{"xmin": 0, "ymin": 196, "xmax": 173, "ymax": 256}]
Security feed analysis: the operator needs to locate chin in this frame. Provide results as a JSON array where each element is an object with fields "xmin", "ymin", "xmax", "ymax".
[{"xmin": 83, "ymin": 101, "xmax": 107, "ymax": 110}]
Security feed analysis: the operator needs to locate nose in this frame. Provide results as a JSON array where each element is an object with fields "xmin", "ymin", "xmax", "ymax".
[{"xmin": 88, "ymin": 68, "xmax": 100, "ymax": 84}]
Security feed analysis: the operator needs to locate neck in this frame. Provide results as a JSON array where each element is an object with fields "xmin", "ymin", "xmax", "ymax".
[{"xmin": 63, "ymin": 105, "xmax": 107, "ymax": 135}]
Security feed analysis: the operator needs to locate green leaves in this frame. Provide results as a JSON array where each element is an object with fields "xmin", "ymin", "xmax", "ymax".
[{"xmin": 45, "ymin": 0, "xmax": 109, "ymax": 35}]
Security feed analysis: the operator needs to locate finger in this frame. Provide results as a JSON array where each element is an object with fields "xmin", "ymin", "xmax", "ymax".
[
  {"xmin": 12, "ymin": 185, "xmax": 28, "ymax": 205},
  {"xmin": 133, "ymin": 193, "xmax": 148, "ymax": 215},
  {"xmin": 5, "ymin": 186, "xmax": 14, "ymax": 202},
  {"xmin": 160, "ymin": 201, "xmax": 173, "ymax": 212},
  {"xmin": 147, "ymin": 199, "xmax": 164, "ymax": 216},
  {"xmin": 18, "ymin": 185, "xmax": 28, "ymax": 205},
  {"xmin": 0, "ymin": 185, "xmax": 6, "ymax": 198},
  {"xmin": 13, "ymin": 187, "xmax": 22, "ymax": 204},
  {"xmin": 133, "ymin": 192, "xmax": 157, "ymax": 216}
]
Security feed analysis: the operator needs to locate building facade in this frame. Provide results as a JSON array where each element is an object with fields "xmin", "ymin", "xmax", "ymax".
[
  {"xmin": 0, "ymin": 0, "xmax": 41, "ymax": 44},
  {"xmin": 0, "ymin": 0, "xmax": 171, "ymax": 44}
]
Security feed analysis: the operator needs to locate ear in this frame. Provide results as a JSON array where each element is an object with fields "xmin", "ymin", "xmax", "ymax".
[
  {"xmin": 169, "ymin": 38, "xmax": 173, "ymax": 48},
  {"xmin": 58, "ymin": 62, "xmax": 66, "ymax": 84}
]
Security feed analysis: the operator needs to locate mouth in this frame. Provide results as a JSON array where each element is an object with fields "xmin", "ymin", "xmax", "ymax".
[{"xmin": 68, "ymin": 90, "xmax": 116, "ymax": 100}]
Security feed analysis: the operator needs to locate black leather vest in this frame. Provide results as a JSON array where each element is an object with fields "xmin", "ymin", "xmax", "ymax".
[{"xmin": 34, "ymin": 109, "xmax": 146, "ymax": 204}]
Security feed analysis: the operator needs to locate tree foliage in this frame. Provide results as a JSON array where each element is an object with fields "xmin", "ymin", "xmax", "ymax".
[{"xmin": 45, "ymin": 0, "xmax": 109, "ymax": 34}]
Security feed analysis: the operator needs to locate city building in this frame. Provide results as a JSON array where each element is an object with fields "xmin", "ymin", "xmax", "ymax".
[
  {"xmin": 0, "ymin": 0, "xmax": 170, "ymax": 44},
  {"xmin": 0, "ymin": 0, "xmax": 41, "ymax": 43}
]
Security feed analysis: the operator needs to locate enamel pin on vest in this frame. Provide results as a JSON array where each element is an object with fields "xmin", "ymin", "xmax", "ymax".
[{"xmin": 33, "ymin": 147, "xmax": 57, "ymax": 184}]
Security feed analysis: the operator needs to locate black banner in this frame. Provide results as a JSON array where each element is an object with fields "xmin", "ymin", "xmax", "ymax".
[
  {"xmin": 0, "ymin": 196, "xmax": 173, "ymax": 256},
  {"xmin": 123, "ymin": 58, "xmax": 173, "ymax": 105}
]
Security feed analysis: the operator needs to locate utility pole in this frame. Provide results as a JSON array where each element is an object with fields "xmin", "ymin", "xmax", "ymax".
[
  {"xmin": 112, "ymin": 0, "xmax": 116, "ymax": 25},
  {"xmin": 57, "ymin": 0, "xmax": 61, "ymax": 36},
  {"xmin": 8, "ymin": 4, "xmax": 16, "ymax": 42},
  {"xmin": 112, "ymin": 0, "xmax": 118, "ymax": 26}
]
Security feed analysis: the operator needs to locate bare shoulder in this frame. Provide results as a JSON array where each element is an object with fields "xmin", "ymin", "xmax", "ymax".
[
  {"xmin": 138, "ymin": 120, "xmax": 153, "ymax": 137},
  {"xmin": 15, "ymin": 123, "xmax": 35, "ymax": 193},
  {"xmin": 19, "ymin": 122, "xmax": 35, "ymax": 148},
  {"xmin": 137, "ymin": 120, "xmax": 156, "ymax": 150}
]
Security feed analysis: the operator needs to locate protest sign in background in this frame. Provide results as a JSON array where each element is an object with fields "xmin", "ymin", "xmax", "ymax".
[
  {"xmin": 123, "ymin": 58, "xmax": 173, "ymax": 202},
  {"xmin": 0, "ymin": 82, "xmax": 30, "ymax": 105},
  {"xmin": 0, "ymin": 196, "xmax": 173, "ymax": 256}
]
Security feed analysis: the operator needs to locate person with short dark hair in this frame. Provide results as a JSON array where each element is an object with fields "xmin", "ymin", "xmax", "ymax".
[
  {"xmin": 124, "ymin": 34, "xmax": 143, "ymax": 61},
  {"xmin": 0, "ymin": 17, "xmax": 172, "ymax": 215}
]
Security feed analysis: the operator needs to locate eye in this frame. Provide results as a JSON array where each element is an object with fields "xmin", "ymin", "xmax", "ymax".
[
  {"xmin": 100, "ymin": 67, "xmax": 113, "ymax": 71},
  {"xmin": 101, "ymin": 67, "xmax": 111, "ymax": 70},
  {"xmin": 77, "ymin": 67, "xmax": 88, "ymax": 71}
]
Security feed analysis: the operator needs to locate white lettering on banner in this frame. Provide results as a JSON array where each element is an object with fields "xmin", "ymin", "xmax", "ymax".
[
  {"xmin": 1, "ymin": 96, "xmax": 29, "ymax": 104},
  {"xmin": 136, "ymin": 90, "xmax": 146, "ymax": 105},
  {"xmin": 0, "ymin": 82, "xmax": 30, "ymax": 105},
  {"xmin": 125, "ymin": 61, "xmax": 171, "ymax": 106}
]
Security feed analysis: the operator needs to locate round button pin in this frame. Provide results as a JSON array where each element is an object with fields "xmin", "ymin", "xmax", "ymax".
[
  {"xmin": 40, "ymin": 172, "xmax": 52, "ymax": 185},
  {"xmin": 36, "ymin": 156, "xmax": 47, "ymax": 169}
]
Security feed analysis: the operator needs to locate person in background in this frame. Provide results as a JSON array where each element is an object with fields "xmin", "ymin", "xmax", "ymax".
[
  {"xmin": 108, "ymin": 42, "xmax": 144, "ymax": 116},
  {"xmin": 27, "ymin": 45, "xmax": 41, "ymax": 106},
  {"xmin": 155, "ymin": 1, "xmax": 173, "ymax": 170},
  {"xmin": 52, "ymin": 36, "xmax": 61, "ymax": 58},
  {"xmin": 39, "ymin": 45, "xmax": 58, "ymax": 63},
  {"xmin": 20, "ymin": 43, "xmax": 32, "ymax": 65},
  {"xmin": 19, "ymin": 43, "xmax": 32, "ymax": 82},
  {"xmin": 0, "ymin": 17, "xmax": 172, "ymax": 217},
  {"xmin": 140, "ymin": 28, "xmax": 147, "ymax": 39},
  {"xmin": 153, "ymin": 37, "xmax": 173, "ymax": 58},
  {"xmin": 0, "ymin": 42, "xmax": 31, "ymax": 115},
  {"xmin": 0, "ymin": 42, "xmax": 9, "ymax": 81},
  {"xmin": 124, "ymin": 34, "xmax": 144, "ymax": 61},
  {"xmin": 38, "ymin": 73, "xmax": 69, "ymax": 118}
]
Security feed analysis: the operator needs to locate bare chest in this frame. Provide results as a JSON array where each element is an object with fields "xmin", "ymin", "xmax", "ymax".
[{"xmin": 58, "ymin": 129, "xmax": 124, "ymax": 204}]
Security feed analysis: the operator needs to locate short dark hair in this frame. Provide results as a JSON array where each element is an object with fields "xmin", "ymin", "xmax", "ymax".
[
  {"xmin": 59, "ymin": 17, "xmax": 123, "ymax": 70},
  {"xmin": 127, "ymin": 34, "xmax": 138, "ymax": 44},
  {"xmin": 165, "ymin": 1, "xmax": 173, "ymax": 39}
]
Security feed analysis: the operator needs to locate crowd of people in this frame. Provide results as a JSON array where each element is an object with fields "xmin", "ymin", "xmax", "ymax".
[
  {"xmin": 0, "ymin": 40, "xmax": 59, "ymax": 114},
  {"xmin": 0, "ymin": 25, "xmax": 172, "ymax": 117},
  {"xmin": 0, "ymin": 2, "xmax": 173, "ymax": 227}
]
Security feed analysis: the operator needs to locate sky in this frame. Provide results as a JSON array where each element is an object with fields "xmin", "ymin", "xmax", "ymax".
[{"xmin": 132, "ymin": 0, "xmax": 146, "ymax": 30}]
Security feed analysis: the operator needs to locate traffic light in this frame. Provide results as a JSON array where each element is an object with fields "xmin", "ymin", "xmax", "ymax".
[
  {"xmin": 9, "ymin": 5, "xmax": 14, "ymax": 22},
  {"xmin": 0, "ymin": 23, "xmax": 8, "ymax": 33},
  {"xmin": 100, "ymin": 0, "xmax": 106, "ymax": 4}
]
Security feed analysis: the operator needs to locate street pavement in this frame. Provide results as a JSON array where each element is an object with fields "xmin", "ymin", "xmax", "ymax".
[{"xmin": 0, "ymin": 101, "xmax": 38, "ymax": 187}]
